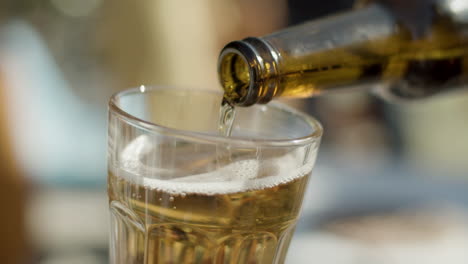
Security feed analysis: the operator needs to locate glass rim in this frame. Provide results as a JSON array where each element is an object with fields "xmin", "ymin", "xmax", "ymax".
[{"xmin": 109, "ymin": 85, "xmax": 323, "ymax": 147}]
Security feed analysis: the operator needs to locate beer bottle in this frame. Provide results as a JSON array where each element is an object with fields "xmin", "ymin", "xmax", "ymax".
[{"xmin": 218, "ymin": 0, "xmax": 468, "ymax": 106}]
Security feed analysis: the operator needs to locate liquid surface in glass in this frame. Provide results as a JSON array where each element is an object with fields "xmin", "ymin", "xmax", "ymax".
[{"xmin": 108, "ymin": 137, "xmax": 313, "ymax": 264}]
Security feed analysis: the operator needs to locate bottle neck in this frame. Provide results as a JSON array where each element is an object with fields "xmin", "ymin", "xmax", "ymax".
[
  {"xmin": 218, "ymin": 37, "xmax": 281, "ymax": 106},
  {"xmin": 218, "ymin": 4, "xmax": 398, "ymax": 106},
  {"xmin": 218, "ymin": 0, "xmax": 468, "ymax": 106}
]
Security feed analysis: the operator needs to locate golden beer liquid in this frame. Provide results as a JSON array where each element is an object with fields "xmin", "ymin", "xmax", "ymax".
[{"xmin": 108, "ymin": 166, "xmax": 310, "ymax": 264}]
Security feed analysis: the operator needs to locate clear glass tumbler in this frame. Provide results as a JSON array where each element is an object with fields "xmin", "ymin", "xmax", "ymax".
[{"xmin": 108, "ymin": 86, "xmax": 322, "ymax": 264}]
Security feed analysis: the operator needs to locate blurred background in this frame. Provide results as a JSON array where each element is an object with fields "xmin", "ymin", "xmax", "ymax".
[{"xmin": 0, "ymin": 0, "xmax": 468, "ymax": 263}]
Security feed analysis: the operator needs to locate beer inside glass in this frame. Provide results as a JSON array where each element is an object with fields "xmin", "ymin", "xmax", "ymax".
[{"xmin": 108, "ymin": 86, "xmax": 322, "ymax": 264}]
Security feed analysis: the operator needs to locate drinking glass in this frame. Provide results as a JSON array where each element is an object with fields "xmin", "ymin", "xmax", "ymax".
[{"xmin": 108, "ymin": 86, "xmax": 322, "ymax": 263}]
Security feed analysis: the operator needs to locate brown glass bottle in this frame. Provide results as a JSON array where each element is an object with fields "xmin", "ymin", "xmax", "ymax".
[{"xmin": 218, "ymin": 0, "xmax": 468, "ymax": 106}]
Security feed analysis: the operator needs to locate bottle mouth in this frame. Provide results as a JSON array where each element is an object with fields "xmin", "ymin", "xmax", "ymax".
[
  {"xmin": 218, "ymin": 47, "xmax": 253, "ymax": 106},
  {"xmin": 218, "ymin": 38, "xmax": 280, "ymax": 107}
]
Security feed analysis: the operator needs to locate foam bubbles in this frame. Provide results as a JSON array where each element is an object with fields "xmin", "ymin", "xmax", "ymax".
[
  {"xmin": 231, "ymin": 159, "xmax": 259, "ymax": 180},
  {"xmin": 113, "ymin": 135, "xmax": 316, "ymax": 195}
]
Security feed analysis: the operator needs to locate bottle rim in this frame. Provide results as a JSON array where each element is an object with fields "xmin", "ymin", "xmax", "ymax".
[{"xmin": 218, "ymin": 38, "xmax": 281, "ymax": 107}]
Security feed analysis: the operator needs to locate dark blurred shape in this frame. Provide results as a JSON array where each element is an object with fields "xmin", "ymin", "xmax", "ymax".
[
  {"xmin": 287, "ymin": 0, "xmax": 353, "ymax": 25},
  {"xmin": 0, "ymin": 74, "xmax": 29, "ymax": 263},
  {"xmin": 0, "ymin": 0, "xmax": 39, "ymax": 19}
]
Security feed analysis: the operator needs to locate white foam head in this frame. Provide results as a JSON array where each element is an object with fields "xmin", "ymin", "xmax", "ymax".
[{"xmin": 112, "ymin": 135, "xmax": 317, "ymax": 195}]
